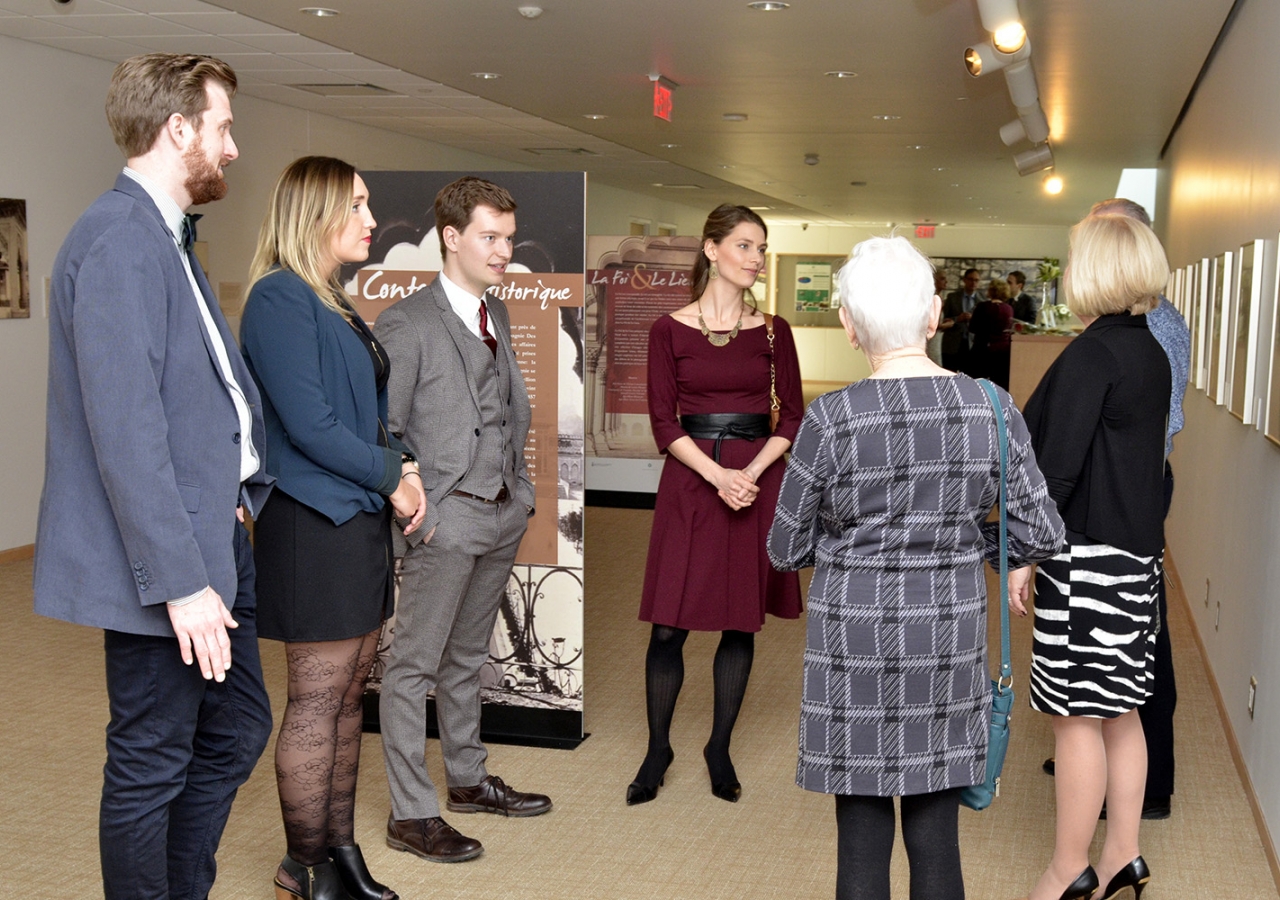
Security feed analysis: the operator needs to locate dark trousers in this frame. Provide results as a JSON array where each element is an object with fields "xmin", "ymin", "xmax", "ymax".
[
  {"xmin": 100, "ymin": 524, "xmax": 272, "ymax": 900},
  {"xmin": 1138, "ymin": 463, "xmax": 1177, "ymax": 798}
]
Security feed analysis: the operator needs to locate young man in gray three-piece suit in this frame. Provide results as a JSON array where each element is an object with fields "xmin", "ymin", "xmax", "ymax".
[
  {"xmin": 33, "ymin": 54, "xmax": 273, "ymax": 899},
  {"xmin": 375, "ymin": 177, "xmax": 551, "ymax": 863}
]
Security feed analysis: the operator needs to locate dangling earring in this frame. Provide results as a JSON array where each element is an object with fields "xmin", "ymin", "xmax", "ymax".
[{"xmin": 709, "ymin": 261, "xmax": 719, "ymax": 280}]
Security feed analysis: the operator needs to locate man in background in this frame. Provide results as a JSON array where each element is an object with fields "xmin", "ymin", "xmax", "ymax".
[
  {"xmin": 940, "ymin": 267, "xmax": 982, "ymax": 373},
  {"xmin": 1008, "ymin": 269, "xmax": 1039, "ymax": 324},
  {"xmin": 33, "ymin": 53, "xmax": 272, "ymax": 898}
]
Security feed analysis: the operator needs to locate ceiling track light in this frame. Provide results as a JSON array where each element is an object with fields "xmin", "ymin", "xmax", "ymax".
[
  {"xmin": 1000, "ymin": 105, "xmax": 1049, "ymax": 146},
  {"xmin": 976, "ymin": 0, "xmax": 1023, "ymax": 39},
  {"xmin": 1014, "ymin": 143, "xmax": 1054, "ymax": 176},
  {"xmin": 964, "ymin": 37, "xmax": 1031, "ymax": 77}
]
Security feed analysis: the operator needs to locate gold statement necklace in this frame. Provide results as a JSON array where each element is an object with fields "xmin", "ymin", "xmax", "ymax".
[{"xmin": 698, "ymin": 299, "xmax": 743, "ymax": 347}]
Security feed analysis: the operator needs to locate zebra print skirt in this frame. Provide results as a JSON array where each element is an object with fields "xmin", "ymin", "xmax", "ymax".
[{"xmin": 1029, "ymin": 540, "xmax": 1162, "ymax": 718}]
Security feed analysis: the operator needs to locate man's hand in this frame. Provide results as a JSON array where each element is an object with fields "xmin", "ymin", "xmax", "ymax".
[{"xmin": 168, "ymin": 587, "xmax": 237, "ymax": 681}]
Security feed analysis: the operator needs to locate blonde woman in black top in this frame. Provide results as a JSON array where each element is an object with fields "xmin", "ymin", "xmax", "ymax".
[{"xmin": 1014, "ymin": 214, "xmax": 1171, "ymax": 900}]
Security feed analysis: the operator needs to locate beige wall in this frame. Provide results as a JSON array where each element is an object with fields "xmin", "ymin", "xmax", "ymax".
[
  {"xmin": 0, "ymin": 34, "xmax": 724, "ymax": 551},
  {"xmin": 1158, "ymin": 0, "xmax": 1280, "ymax": 856}
]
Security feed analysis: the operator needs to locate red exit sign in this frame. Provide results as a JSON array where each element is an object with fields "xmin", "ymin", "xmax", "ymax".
[
  {"xmin": 653, "ymin": 81, "xmax": 673, "ymax": 121},
  {"xmin": 915, "ymin": 224, "xmax": 936, "ymax": 239}
]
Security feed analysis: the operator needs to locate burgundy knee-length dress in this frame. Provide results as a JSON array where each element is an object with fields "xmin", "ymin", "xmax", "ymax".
[{"xmin": 639, "ymin": 314, "xmax": 804, "ymax": 632}]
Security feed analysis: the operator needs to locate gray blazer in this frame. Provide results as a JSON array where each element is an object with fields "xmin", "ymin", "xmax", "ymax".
[
  {"xmin": 375, "ymin": 276, "xmax": 534, "ymax": 546},
  {"xmin": 34, "ymin": 174, "xmax": 270, "ymax": 637}
]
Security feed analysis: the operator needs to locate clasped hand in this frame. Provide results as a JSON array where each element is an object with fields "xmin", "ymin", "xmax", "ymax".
[
  {"xmin": 390, "ymin": 467, "xmax": 428, "ymax": 535},
  {"xmin": 714, "ymin": 466, "xmax": 759, "ymax": 511}
]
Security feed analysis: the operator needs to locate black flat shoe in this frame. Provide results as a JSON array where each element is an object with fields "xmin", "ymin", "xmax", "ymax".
[
  {"xmin": 274, "ymin": 856, "xmax": 352, "ymax": 900},
  {"xmin": 1098, "ymin": 856, "xmax": 1151, "ymax": 900},
  {"xmin": 328, "ymin": 845, "xmax": 397, "ymax": 900},
  {"xmin": 703, "ymin": 744, "xmax": 741, "ymax": 803},
  {"xmin": 626, "ymin": 747, "xmax": 674, "ymax": 805},
  {"xmin": 1058, "ymin": 866, "xmax": 1098, "ymax": 900}
]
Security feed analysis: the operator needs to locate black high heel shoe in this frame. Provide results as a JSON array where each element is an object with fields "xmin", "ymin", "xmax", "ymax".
[
  {"xmin": 1097, "ymin": 857, "xmax": 1150, "ymax": 900},
  {"xmin": 703, "ymin": 744, "xmax": 741, "ymax": 803},
  {"xmin": 626, "ymin": 747, "xmax": 675, "ymax": 805},
  {"xmin": 329, "ymin": 845, "xmax": 398, "ymax": 900},
  {"xmin": 274, "ymin": 855, "xmax": 352, "ymax": 900},
  {"xmin": 1057, "ymin": 866, "xmax": 1098, "ymax": 900}
]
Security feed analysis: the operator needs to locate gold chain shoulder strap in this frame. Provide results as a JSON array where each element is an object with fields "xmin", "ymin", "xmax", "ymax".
[{"xmin": 765, "ymin": 313, "xmax": 780, "ymax": 430}]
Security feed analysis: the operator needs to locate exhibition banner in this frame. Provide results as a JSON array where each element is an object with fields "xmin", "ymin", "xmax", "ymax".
[{"xmin": 348, "ymin": 171, "xmax": 585, "ymax": 747}]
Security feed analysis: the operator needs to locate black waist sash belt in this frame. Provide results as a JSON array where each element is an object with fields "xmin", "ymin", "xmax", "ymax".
[{"xmin": 679, "ymin": 413, "xmax": 771, "ymax": 463}]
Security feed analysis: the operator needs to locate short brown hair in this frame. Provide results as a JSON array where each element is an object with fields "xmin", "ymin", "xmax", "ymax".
[
  {"xmin": 434, "ymin": 176, "xmax": 517, "ymax": 256},
  {"xmin": 106, "ymin": 54, "xmax": 237, "ymax": 158},
  {"xmin": 1064, "ymin": 214, "xmax": 1168, "ymax": 318}
]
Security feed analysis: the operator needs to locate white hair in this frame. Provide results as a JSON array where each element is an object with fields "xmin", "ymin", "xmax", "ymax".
[{"xmin": 837, "ymin": 236, "xmax": 936, "ymax": 355}]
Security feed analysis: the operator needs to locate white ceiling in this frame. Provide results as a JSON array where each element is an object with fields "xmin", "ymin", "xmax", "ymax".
[{"xmin": 0, "ymin": 0, "xmax": 1237, "ymax": 227}]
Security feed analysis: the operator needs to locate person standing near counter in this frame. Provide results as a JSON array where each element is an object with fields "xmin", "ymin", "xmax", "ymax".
[{"xmin": 940, "ymin": 267, "xmax": 982, "ymax": 374}]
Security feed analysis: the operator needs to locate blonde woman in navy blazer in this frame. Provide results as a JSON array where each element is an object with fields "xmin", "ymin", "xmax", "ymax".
[{"xmin": 240, "ymin": 157, "xmax": 426, "ymax": 900}]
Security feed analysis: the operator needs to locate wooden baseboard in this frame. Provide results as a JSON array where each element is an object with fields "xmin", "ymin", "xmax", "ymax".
[
  {"xmin": 0, "ymin": 544, "xmax": 33, "ymax": 565},
  {"xmin": 1166, "ymin": 553, "xmax": 1280, "ymax": 893}
]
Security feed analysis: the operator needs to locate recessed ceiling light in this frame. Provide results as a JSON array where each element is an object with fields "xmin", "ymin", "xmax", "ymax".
[
  {"xmin": 908, "ymin": 145, "xmax": 925, "ymax": 150},
  {"xmin": 794, "ymin": 194, "xmax": 807, "ymax": 198},
  {"xmin": 748, "ymin": 205, "xmax": 772, "ymax": 210},
  {"xmin": 517, "ymin": 5, "xmax": 544, "ymax": 18},
  {"xmin": 933, "ymin": 167, "xmax": 946, "ymax": 171},
  {"xmin": 825, "ymin": 71, "xmax": 858, "ymax": 79},
  {"xmin": 471, "ymin": 72, "xmax": 502, "ymax": 80},
  {"xmin": 760, "ymin": 181, "xmax": 774, "ymax": 185},
  {"xmin": 718, "ymin": 164, "xmax": 735, "ymax": 169},
  {"xmin": 747, "ymin": 1, "xmax": 790, "ymax": 9},
  {"xmin": 659, "ymin": 143, "xmax": 679, "ymax": 149},
  {"xmin": 651, "ymin": 183, "xmax": 704, "ymax": 190},
  {"xmin": 583, "ymin": 114, "xmax": 607, "ymax": 120},
  {"xmin": 722, "ymin": 112, "xmax": 749, "ymax": 121},
  {"xmin": 300, "ymin": 6, "xmax": 340, "ymax": 15},
  {"xmin": 951, "ymin": 183, "xmax": 961, "ymax": 188},
  {"xmin": 873, "ymin": 114, "xmax": 900, "ymax": 121}
]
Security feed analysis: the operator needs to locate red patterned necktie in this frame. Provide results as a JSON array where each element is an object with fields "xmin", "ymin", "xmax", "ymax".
[{"xmin": 478, "ymin": 298, "xmax": 498, "ymax": 357}]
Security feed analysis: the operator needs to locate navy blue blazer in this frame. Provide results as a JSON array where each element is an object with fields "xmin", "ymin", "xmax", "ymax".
[
  {"xmin": 240, "ymin": 268, "xmax": 403, "ymax": 525},
  {"xmin": 34, "ymin": 174, "xmax": 271, "ymax": 637}
]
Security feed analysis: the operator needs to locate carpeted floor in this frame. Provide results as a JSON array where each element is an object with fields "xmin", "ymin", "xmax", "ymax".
[{"xmin": 1, "ymin": 506, "xmax": 1275, "ymax": 898}]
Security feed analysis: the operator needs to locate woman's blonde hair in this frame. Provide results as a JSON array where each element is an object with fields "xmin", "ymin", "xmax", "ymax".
[
  {"xmin": 246, "ymin": 156, "xmax": 358, "ymax": 316},
  {"xmin": 1064, "ymin": 213, "xmax": 1168, "ymax": 318}
]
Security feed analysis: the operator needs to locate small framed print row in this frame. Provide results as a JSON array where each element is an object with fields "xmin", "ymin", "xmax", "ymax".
[{"xmin": 1168, "ymin": 237, "xmax": 1278, "ymax": 440}]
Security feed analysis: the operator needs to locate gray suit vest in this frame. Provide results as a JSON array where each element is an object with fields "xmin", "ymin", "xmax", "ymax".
[{"xmin": 455, "ymin": 333, "xmax": 517, "ymax": 500}]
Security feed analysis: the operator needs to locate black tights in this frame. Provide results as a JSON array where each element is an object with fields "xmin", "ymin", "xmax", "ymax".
[
  {"xmin": 274, "ymin": 629, "xmax": 380, "ymax": 884},
  {"xmin": 634, "ymin": 625, "xmax": 755, "ymax": 787},
  {"xmin": 834, "ymin": 790, "xmax": 965, "ymax": 900}
]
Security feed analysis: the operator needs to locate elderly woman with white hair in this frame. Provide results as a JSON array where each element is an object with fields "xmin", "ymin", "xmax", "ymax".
[{"xmin": 769, "ymin": 236, "xmax": 1063, "ymax": 900}]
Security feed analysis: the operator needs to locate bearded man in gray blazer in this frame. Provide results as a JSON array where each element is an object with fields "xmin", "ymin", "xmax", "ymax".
[
  {"xmin": 33, "ymin": 54, "xmax": 272, "ymax": 899},
  {"xmin": 376, "ymin": 177, "xmax": 551, "ymax": 864}
]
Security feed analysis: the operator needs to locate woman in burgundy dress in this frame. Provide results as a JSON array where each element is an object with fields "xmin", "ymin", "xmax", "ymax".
[{"xmin": 626, "ymin": 204, "xmax": 803, "ymax": 806}]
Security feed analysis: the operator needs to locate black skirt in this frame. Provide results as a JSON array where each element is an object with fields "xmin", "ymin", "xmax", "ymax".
[{"xmin": 253, "ymin": 488, "xmax": 394, "ymax": 643}]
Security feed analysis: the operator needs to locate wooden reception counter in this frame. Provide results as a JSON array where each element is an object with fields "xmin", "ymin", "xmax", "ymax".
[{"xmin": 1009, "ymin": 332, "xmax": 1078, "ymax": 409}]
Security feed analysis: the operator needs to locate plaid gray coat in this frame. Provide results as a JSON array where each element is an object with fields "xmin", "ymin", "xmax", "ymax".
[{"xmin": 768, "ymin": 376, "xmax": 1062, "ymax": 796}]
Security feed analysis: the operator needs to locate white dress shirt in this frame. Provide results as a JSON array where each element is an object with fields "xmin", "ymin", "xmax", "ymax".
[{"xmin": 438, "ymin": 271, "xmax": 495, "ymax": 341}]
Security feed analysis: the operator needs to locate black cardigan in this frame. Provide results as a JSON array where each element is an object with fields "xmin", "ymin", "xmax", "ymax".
[{"xmin": 1022, "ymin": 314, "xmax": 1171, "ymax": 556}]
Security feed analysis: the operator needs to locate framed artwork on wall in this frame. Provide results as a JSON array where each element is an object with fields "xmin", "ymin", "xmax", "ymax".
[
  {"xmin": 1195, "ymin": 259, "xmax": 1210, "ymax": 390},
  {"xmin": 1208, "ymin": 251, "xmax": 1233, "ymax": 405},
  {"xmin": 1185, "ymin": 263, "xmax": 1198, "ymax": 387},
  {"xmin": 1265, "ymin": 234, "xmax": 1280, "ymax": 445},
  {"xmin": 1229, "ymin": 241, "xmax": 1264, "ymax": 422}
]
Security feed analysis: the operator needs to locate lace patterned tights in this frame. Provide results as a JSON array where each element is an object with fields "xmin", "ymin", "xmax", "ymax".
[{"xmin": 275, "ymin": 628, "xmax": 380, "ymax": 871}]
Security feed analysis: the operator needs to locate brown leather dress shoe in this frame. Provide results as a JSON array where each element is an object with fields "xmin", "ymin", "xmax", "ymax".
[
  {"xmin": 446, "ymin": 774, "xmax": 553, "ymax": 817},
  {"xmin": 385, "ymin": 815, "xmax": 483, "ymax": 863}
]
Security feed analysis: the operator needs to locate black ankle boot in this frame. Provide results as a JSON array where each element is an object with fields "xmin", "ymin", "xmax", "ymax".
[
  {"xmin": 274, "ymin": 855, "xmax": 352, "ymax": 900},
  {"xmin": 329, "ymin": 845, "xmax": 398, "ymax": 900}
]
